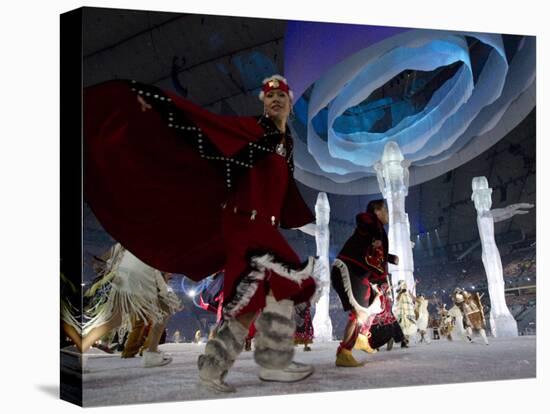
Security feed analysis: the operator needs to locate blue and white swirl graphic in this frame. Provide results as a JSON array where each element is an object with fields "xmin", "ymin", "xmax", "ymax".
[{"xmin": 285, "ymin": 23, "xmax": 535, "ymax": 194}]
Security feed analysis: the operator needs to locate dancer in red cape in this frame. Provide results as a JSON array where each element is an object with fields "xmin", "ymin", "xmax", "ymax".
[{"xmin": 84, "ymin": 74, "xmax": 321, "ymax": 392}]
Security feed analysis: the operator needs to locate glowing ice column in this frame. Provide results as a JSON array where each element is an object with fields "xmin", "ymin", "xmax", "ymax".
[
  {"xmin": 313, "ymin": 193, "xmax": 333, "ymax": 341},
  {"xmin": 299, "ymin": 192, "xmax": 333, "ymax": 341},
  {"xmin": 471, "ymin": 177, "xmax": 533, "ymax": 337},
  {"xmin": 374, "ymin": 142, "xmax": 415, "ymax": 297}
]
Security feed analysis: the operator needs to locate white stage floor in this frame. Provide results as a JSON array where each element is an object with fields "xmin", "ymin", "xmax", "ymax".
[{"xmin": 69, "ymin": 336, "xmax": 536, "ymax": 407}]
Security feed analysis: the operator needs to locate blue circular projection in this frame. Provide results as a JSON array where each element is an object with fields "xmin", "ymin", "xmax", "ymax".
[{"xmin": 285, "ymin": 24, "xmax": 535, "ymax": 194}]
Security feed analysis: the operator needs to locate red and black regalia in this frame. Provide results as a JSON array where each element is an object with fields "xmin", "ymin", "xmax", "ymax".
[
  {"xmin": 331, "ymin": 211, "xmax": 398, "ymax": 313},
  {"xmin": 331, "ymin": 211, "xmax": 399, "ymax": 351},
  {"xmin": 84, "ymin": 80, "xmax": 318, "ymax": 320},
  {"xmin": 361, "ymin": 284, "xmax": 405, "ymax": 349}
]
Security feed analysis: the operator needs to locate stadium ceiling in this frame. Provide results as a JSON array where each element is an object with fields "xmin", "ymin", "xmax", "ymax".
[{"xmin": 82, "ymin": 7, "xmax": 536, "ymax": 251}]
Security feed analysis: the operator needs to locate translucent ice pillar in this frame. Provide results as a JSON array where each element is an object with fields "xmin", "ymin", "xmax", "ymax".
[
  {"xmin": 471, "ymin": 176, "xmax": 532, "ymax": 337},
  {"xmin": 311, "ymin": 192, "xmax": 333, "ymax": 341},
  {"xmin": 374, "ymin": 142, "xmax": 416, "ymax": 297},
  {"xmin": 297, "ymin": 192, "xmax": 332, "ymax": 341}
]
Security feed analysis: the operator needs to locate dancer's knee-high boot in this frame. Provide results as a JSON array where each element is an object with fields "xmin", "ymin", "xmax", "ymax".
[
  {"xmin": 198, "ymin": 319, "xmax": 248, "ymax": 392},
  {"xmin": 255, "ymin": 296, "xmax": 314, "ymax": 382}
]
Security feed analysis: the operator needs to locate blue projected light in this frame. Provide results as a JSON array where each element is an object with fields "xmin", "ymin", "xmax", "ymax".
[{"xmin": 284, "ymin": 24, "xmax": 536, "ymax": 195}]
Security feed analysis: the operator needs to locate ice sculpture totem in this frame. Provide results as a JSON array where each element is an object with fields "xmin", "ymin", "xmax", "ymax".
[
  {"xmin": 471, "ymin": 176, "xmax": 534, "ymax": 337},
  {"xmin": 311, "ymin": 192, "xmax": 333, "ymax": 341},
  {"xmin": 374, "ymin": 142, "xmax": 416, "ymax": 297},
  {"xmin": 298, "ymin": 192, "xmax": 333, "ymax": 341}
]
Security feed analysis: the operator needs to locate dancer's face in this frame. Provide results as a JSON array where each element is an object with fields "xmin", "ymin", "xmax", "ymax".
[
  {"xmin": 375, "ymin": 206, "xmax": 389, "ymax": 225},
  {"xmin": 264, "ymin": 89, "xmax": 291, "ymax": 123}
]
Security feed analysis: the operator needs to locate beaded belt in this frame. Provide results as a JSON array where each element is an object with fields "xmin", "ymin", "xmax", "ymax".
[{"xmin": 222, "ymin": 203, "xmax": 280, "ymax": 226}]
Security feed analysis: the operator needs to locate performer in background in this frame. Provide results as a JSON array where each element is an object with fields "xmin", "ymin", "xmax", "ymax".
[
  {"xmin": 294, "ymin": 302, "xmax": 314, "ymax": 351},
  {"xmin": 437, "ymin": 304, "xmax": 455, "ymax": 341},
  {"xmin": 81, "ymin": 243, "xmax": 181, "ymax": 367},
  {"xmin": 360, "ymin": 282, "xmax": 405, "ymax": 352},
  {"xmin": 451, "ymin": 287, "xmax": 489, "ymax": 345},
  {"xmin": 415, "ymin": 294, "xmax": 431, "ymax": 344},
  {"xmin": 331, "ymin": 200, "xmax": 399, "ymax": 367},
  {"xmin": 84, "ymin": 75, "xmax": 323, "ymax": 392},
  {"xmin": 395, "ymin": 280, "xmax": 417, "ymax": 347}
]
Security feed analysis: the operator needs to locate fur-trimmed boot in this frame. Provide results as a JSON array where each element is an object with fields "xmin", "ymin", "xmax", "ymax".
[
  {"xmin": 255, "ymin": 296, "xmax": 314, "ymax": 382},
  {"xmin": 197, "ymin": 319, "xmax": 248, "ymax": 392}
]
